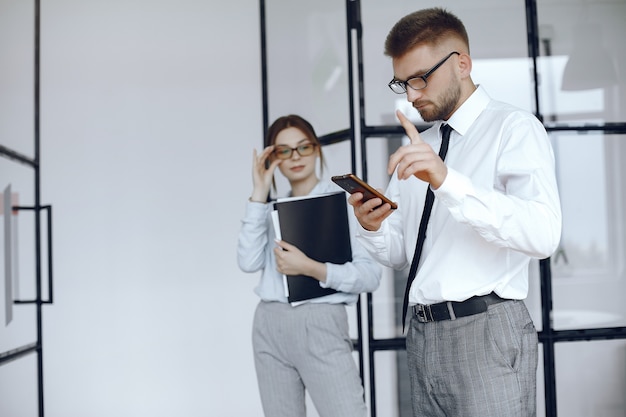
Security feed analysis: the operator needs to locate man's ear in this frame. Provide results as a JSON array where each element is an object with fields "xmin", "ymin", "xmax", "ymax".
[{"xmin": 458, "ymin": 52, "xmax": 472, "ymax": 78}]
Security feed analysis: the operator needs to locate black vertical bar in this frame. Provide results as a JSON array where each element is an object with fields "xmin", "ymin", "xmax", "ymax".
[
  {"xmin": 526, "ymin": 1, "xmax": 555, "ymax": 415},
  {"xmin": 346, "ymin": 0, "xmax": 365, "ymax": 391},
  {"xmin": 259, "ymin": 0, "xmax": 269, "ymax": 138},
  {"xmin": 45, "ymin": 206, "xmax": 53, "ymax": 303},
  {"xmin": 347, "ymin": 2, "xmax": 378, "ymax": 414},
  {"xmin": 366, "ymin": 292, "xmax": 377, "ymax": 417},
  {"xmin": 354, "ymin": 299, "xmax": 364, "ymax": 383},
  {"xmin": 346, "ymin": 0, "xmax": 358, "ymax": 173},
  {"xmin": 540, "ymin": 258, "xmax": 557, "ymax": 417},
  {"xmin": 347, "ymin": 1, "xmax": 377, "ymax": 414},
  {"xmin": 525, "ymin": 0, "xmax": 543, "ymax": 122},
  {"xmin": 34, "ymin": 0, "xmax": 45, "ymax": 415},
  {"xmin": 349, "ymin": 1, "xmax": 377, "ymax": 411},
  {"xmin": 351, "ymin": 0, "xmax": 367, "ymax": 182}
]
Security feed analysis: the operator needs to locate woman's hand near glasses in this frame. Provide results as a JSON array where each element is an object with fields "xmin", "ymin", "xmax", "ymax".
[{"xmin": 249, "ymin": 146, "xmax": 282, "ymax": 203}]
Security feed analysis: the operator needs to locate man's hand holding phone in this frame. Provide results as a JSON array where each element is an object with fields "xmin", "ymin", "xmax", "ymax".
[
  {"xmin": 347, "ymin": 191, "xmax": 395, "ymax": 232},
  {"xmin": 331, "ymin": 174, "xmax": 396, "ymax": 232}
]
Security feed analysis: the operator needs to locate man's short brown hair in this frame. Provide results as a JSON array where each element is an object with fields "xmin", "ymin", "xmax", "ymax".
[{"xmin": 384, "ymin": 7, "xmax": 470, "ymax": 58}]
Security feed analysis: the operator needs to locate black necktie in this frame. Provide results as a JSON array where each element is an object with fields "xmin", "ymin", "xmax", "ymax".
[{"xmin": 401, "ymin": 124, "xmax": 452, "ymax": 331}]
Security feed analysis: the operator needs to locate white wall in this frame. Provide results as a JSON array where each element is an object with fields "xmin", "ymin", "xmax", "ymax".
[{"xmin": 1, "ymin": 0, "xmax": 266, "ymax": 416}]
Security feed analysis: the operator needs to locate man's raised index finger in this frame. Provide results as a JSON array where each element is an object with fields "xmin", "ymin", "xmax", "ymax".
[{"xmin": 396, "ymin": 110, "xmax": 423, "ymax": 144}]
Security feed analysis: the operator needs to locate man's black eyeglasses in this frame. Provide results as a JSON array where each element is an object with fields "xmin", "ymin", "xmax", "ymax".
[
  {"xmin": 388, "ymin": 51, "xmax": 460, "ymax": 94},
  {"xmin": 272, "ymin": 143, "xmax": 318, "ymax": 160}
]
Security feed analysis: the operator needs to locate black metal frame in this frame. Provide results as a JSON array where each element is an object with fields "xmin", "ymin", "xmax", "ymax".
[
  {"xmin": 257, "ymin": 1, "xmax": 626, "ymax": 416},
  {"xmin": 0, "ymin": 1, "xmax": 53, "ymax": 416}
]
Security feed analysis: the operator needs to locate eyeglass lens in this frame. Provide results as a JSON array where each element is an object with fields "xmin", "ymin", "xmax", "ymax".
[{"xmin": 273, "ymin": 143, "xmax": 316, "ymax": 159}]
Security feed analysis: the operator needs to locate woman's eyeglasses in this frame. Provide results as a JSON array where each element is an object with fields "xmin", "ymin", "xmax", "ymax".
[{"xmin": 273, "ymin": 143, "xmax": 318, "ymax": 160}]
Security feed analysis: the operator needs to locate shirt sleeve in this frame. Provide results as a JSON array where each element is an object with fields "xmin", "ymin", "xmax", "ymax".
[
  {"xmin": 321, "ymin": 205, "xmax": 383, "ymax": 294},
  {"xmin": 236, "ymin": 201, "xmax": 272, "ymax": 273},
  {"xmin": 434, "ymin": 115, "xmax": 562, "ymax": 259},
  {"xmin": 353, "ymin": 176, "xmax": 413, "ymax": 271}
]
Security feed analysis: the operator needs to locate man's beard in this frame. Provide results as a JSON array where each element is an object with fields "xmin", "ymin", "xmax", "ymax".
[{"xmin": 414, "ymin": 82, "xmax": 461, "ymax": 122}]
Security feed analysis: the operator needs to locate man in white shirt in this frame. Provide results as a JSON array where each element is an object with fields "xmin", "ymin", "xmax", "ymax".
[{"xmin": 348, "ymin": 7, "xmax": 562, "ymax": 417}]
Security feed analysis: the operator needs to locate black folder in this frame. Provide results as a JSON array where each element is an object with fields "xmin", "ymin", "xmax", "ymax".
[{"xmin": 273, "ymin": 191, "xmax": 352, "ymax": 303}]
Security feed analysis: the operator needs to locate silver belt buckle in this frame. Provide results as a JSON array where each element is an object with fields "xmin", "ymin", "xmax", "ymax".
[{"xmin": 415, "ymin": 304, "xmax": 434, "ymax": 323}]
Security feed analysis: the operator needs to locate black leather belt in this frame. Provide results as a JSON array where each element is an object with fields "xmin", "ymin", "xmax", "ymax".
[{"xmin": 412, "ymin": 292, "xmax": 507, "ymax": 323}]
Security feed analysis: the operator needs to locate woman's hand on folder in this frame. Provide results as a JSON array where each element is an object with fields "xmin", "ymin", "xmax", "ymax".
[{"xmin": 274, "ymin": 239, "xmax": 327, "ymax": 283}]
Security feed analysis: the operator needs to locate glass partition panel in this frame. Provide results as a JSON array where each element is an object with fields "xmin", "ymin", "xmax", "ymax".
[
  {"xmin": 373, "ymin": 350, "xmax": 405, "ymax": 417},
  {"xmin": 361, "ymin": 0, "xmax": 533, "ymax": 127},
  {"xmin": 551, "ymin": 133, "xmax": 626, "ymax": 330},
  {"xmin": 555, "ymin": 340, "xmax": 626, "ymax": 416},
  {"xmin": 370, "ymin": 266, "xmax": 397, "ymax": 338},
  {"xmin": 0, "ymin": 159, "xmax": 37, "ymax": 354},
  {"xmin": 0, "ymin": 355, "xmax": 38, "ymax": 417},
  {"xmin": 364, "ymin": 136, "xmax": 404, "ymax": 337},
  {"xmin": 261, "ymin": 2, "xmax": 626, "ymax": 416},
  {"xmin": 0, "ymin": 0, "xmax": 35, "ymax": 158},
  {"xmin": 537, "ymin": 0, "xmax": 626, "ymax": 124},
  {"xmin": 265, "ymin": 0, "xmax": 350, "ymax": 136},
  {"xmin": 323, "ymin": 139, "xmax": 354, "ymax": 181}
]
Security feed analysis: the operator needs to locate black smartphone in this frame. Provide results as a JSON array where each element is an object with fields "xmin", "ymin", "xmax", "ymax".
[{"xmin": 331, "ymin": 174, "xmax": 398, "ymax": 210}]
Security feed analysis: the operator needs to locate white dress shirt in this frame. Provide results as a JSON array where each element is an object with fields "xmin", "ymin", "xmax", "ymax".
[{"xmin": 356, "ymin": 85, "xmax": 562, "ymax": 305}]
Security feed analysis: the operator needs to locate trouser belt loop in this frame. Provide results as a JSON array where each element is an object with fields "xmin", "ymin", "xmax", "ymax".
[{"xmin": 446, "ymin": 301, "xmax": 456, "ymax": 320}]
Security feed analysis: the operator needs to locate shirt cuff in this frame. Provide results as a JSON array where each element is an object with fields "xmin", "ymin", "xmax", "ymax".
[
  {"xmin": 356, "ymin": 222, "xmax": 386, "ymax": 238},
  {"xmin": 434, "ymin": 168, "xmax": 474, "ymax": 208},
  {"xmin": 319, "ymin": 262, "xmax": 334, "ymax": 288}
]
